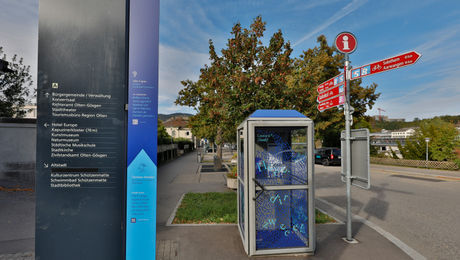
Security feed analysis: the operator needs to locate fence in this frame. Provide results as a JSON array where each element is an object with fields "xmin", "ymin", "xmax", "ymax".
[
  {"xmin": 370, "ymin": 157, "xmax": 459, "ymax": 170},
  {"xmin": 157, "ymin": 144, "xmax": 179, "ymax": 164}
]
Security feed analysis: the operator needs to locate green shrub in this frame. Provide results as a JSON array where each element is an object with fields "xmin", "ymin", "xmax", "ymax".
[{"xmin": 227, "ymin": 166, "xmax": 237, "ymax": 179}]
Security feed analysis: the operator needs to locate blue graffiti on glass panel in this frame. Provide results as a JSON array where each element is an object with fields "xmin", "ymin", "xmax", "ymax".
[
  {"xmin": 255, "ymin": 129, "xmax": 307, "ymax": 186},
  {"xmin": 255, "ymin": 190, "xmax": 309, "ymax": 249}
]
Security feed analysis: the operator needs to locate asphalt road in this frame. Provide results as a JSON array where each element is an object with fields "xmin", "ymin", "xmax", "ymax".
[{"xmin": 315, "ymin": 164, "xmax": 460, "ymax": 260}]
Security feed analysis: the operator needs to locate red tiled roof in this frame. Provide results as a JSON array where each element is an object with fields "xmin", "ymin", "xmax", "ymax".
[{"xmin": 163, "ymin": 117, "xmax": 189, "ymax": 128}]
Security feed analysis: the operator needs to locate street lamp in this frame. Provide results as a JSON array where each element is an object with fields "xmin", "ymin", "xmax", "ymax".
[{"xmin": 425, "ymin": 137, "xmax": 430, "ymax": 167}]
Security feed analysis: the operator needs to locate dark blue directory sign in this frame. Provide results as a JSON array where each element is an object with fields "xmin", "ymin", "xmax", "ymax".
[
  {"xmin": 37, "ymin": 0, "xmax": 159, "ymax": 259},
  {"xmin": 36, "ymin": 0, "xmax": 128, "ymax": 259},
  {"xmin": 126, "ymin": 0, "xmax": 159, "ymax": 259}
]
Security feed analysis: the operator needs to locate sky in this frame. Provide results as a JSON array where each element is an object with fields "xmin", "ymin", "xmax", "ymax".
[{"xmin": 0, "ymin": 0, "xmax": 459, "ymax": 121}]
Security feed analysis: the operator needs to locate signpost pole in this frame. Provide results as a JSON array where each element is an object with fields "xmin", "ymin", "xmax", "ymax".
[
  {"xmin": 344, "ymin": 54, "xmax": 353, "ymax": 241},
  {"xmin": 321, "ymin": 31, "xmax": 420, "ymax": 242}
]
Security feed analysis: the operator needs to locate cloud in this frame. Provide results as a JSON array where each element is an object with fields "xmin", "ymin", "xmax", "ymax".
[
  {"xmin": 160, "ymin": 1, "xmax": 230, "ymax": 53},
  {"xmin": 158, "ymin": 44, "xmax": 209, "ymax": 114},
  {"xmin": 292, "ymin": 0, "xmax": 368, "ymax": 47},
  {"xmin": 367, "ymin": 22, "xmax": 460, "ymax": 120},
  {"xmin": 369, "ymin": 69, "xmax": 460, "ymax": 120},
  {"xmin": 371, "ymin": 95, "xmax": 460, "ymax": 120},
  {"xmin": 414, "ymin": 26, "xmax": 460, "ymax": 66}
]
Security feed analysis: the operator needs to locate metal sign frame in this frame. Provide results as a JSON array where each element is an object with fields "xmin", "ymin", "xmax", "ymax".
[{"xmin": 341, "ymin": 128, "xmax": 370, "ymax": 190}]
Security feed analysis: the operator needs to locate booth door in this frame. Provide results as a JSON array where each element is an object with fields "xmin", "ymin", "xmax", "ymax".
[
  {"xmin": 237, "ymin": 127, "xmax": 248, "ymax": 254},
  {"xmin": 250, "ymin": 126, "xmax": 310, "ymax": 254}
]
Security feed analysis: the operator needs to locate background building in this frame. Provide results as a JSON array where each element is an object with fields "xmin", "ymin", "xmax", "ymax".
[
  {"xmin": 163, "ymin": 116, "xmax": 193, "ymax": 141},
  {"xmin": 23, "ymin": 104, "xmax": 37, "ymax": 119},
  {"xmin": 390, "ymin": 128, "xmax": 415, "ymax": 138},
  {"xmin": 370, "ymin": 127, "xmax": 417, "ymax": 158}
]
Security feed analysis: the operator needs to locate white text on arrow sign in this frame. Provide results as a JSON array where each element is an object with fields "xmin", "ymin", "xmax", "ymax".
[
  {"xmin": 317, "ymin": 73, "xmax": 344, "ymax": 94},
  {"xmin": 350, "ymin": 51, "xmax": 421, "ymax": 80},
  {"xmin": 317, "ymin": 94, "xmax": 345, "ymax": 111},
  {"xmin": 317, "ymin": 84, "xmax": 345, "ymax": 103}
]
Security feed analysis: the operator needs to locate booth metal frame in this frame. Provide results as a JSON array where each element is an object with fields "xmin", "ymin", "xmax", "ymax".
[{"xmin": 237, "ymin": 111, "xmax": 316, "ymax": 256}]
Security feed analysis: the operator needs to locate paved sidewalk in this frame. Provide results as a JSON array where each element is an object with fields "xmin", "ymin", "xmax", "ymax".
[
  {"xmin": 0, "ymin": 150, "xmax": 417, "ymax": 259},
  {"xmin": 0, "ymin": 180, "xmax": 35, "ymax": 258},
  {"xmin": 157, "ymin": 151, "xmax": 413, "ymax": 260}
]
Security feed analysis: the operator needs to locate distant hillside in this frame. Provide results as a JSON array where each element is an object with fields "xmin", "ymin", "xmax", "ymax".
[
  {"xmin": 370, "ymin": 114, "xmax": 460, "ymax": 132},
  {"xmin": 158, "ymin": 113, "xmax": 193, "ymax": 122}
]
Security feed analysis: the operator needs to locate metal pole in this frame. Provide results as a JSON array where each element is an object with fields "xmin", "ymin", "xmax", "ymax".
[
  {"xmin": 425, "ymin": 138, "xmax": 430, "ymax": 168},
  {"xmin": 426, "ymin": 142, "xmax": 428, "ymax": 167},
  {"xmin": 344, "ymin": 54, "xmax": 353, "ymax": 241}
]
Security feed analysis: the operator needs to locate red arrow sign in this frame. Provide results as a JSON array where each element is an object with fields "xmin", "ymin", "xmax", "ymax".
[
  {"xmin": 317, "ymin": 94, "xmax": 345, "ymax": 111},
  {"xmin": 317, "ymin": 84, "xmax": 345, "ymax": 103},
  {"xmin": 317, "ymin": 73, "xmax": 344, "ymax": 93},
  {"xmin": 350, "ymin": 51, "xmax": 421, "ymax": 80}
]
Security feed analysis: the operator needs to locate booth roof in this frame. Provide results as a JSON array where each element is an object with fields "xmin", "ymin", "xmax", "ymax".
[{"xmin": 249, "ymin": 109, "xmax": 306, "ymax": 118}]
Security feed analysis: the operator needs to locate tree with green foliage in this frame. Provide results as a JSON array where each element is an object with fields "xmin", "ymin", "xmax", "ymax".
[
  {"xmin": 176, "ymin": 17, "xmax": 381, "ymax": 162},
  {"xmin": 370, "ymin": 115, "xmax": 460, "ymax": 133},
  {"xmin": 176, "ymin": 16, "xmax": 293, "ymax": 163},
  {"xmin": 158, "ymin": 119, "xmax": 173, "ymax": 145},
  {"xmin": 0, "ymin": 47, "xmax": 33, "ymax": 118},
  {"xmin": 436, "ymin": 115, "xmax": 460, "ymax": 125},
  {"xmin": 286, "ymin": 35, "xmax": 380, "ymax": 146},
  {"xmin": 188, "ymin": 110, "xmax": 217, "ymax": 144},
  {"xmin": 398, "ymin": 118, "xmax": 460, "ymax": 161}
]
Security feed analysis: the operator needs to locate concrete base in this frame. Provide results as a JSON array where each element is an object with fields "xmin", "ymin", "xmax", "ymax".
[{"xmin": 342, "ymin": 237, "xmax": 360, "ymax": 244}]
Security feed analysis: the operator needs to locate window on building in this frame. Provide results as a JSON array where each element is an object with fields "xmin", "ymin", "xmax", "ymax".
[{"xmin": 186, "ymin": 131, "xmax": 189, "ymax": 136}]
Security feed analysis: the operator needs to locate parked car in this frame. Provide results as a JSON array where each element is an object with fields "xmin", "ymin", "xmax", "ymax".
[
  {"xmin": 315, "ymin": 147, "xmax": 341, "ymax": 166},
  {"xmin": 206, "ymin": 144, "xmax": 217, "ymax": 153}
]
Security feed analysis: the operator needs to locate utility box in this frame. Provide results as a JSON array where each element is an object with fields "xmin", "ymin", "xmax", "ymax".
[{"xmin": 237, "ymin": 110, "xmax": 315, "ymax": 256}]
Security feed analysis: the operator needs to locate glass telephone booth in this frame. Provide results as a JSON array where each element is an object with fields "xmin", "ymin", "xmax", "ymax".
[{"xmin": 237, "ymin": 110, "xmax": 315, "ymax": 256}]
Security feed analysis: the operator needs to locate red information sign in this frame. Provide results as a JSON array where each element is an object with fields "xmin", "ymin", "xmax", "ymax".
[
  {"xmin": 317, "ymin": 73, "xmax": 344, "ymax": 94},
  {"xmin": 317, "ymin": 84, "xmax": 345, "ymax": 103},
  {"xmin": 350, "ymin": 51, "xmax": 421, "ymax": 80},
  {"xmin": 335, "ymin": 32, "xmax": 357, "ymax": 54},
  {"xmin": 317, "ymin": 94, "xmax": 345, "ymax": 111}
]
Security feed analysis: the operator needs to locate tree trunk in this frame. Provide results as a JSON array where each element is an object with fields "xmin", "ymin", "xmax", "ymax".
[{"xmin": 214, "ymin": 127, "xmax": 223, "ymax": 171}]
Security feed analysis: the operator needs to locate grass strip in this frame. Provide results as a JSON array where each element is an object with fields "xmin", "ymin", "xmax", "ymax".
[
  {"xmin": 315, "ymin": 209, "xmax": 336, "ymax": 224},
  {"xmin": 173, "ymin": 192, "xmax": 336, "ymax": 224},
  {"xmin": 173, "ymin": 192, "xmax": 237, "ymax": 224}
]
